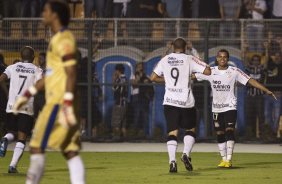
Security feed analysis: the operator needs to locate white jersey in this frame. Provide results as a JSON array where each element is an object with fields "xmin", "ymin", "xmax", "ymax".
[
  {"xmin": 154, "ymin": 53, "xmax": 207, "ymax": 108},
  {"xmin": 4, "ymin": 62, "xmax": 42, "ymax": 115},
  {"xmin": 195, "ymin": 66, "xmax": 250, "ymax": 113}
]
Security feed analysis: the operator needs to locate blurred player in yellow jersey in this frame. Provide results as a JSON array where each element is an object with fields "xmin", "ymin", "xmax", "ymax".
[{"xmin": 13, "ymin": 1, "xmax": 85, "ymax": 184}]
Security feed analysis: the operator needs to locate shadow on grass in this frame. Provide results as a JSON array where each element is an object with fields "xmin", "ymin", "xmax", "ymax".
[
  {"xmin": 1, "ymin": 173, "xmax": 26, "ymax": 177},
  {"xmin": 46, "ymin": 166, "xmax": 107, "ymax": 173},
  {"xmin": 238, "ymin": 161, "xmax": 282, "ymax": 167}
]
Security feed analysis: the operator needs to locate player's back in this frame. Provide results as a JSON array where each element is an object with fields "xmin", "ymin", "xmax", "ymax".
[
  {"xmin": 156, "ymin": 53, "xmax": 207, "ymax": 108},
  {"xmin": 45, "ymin": 29, "xmax": 76, "ymax": 104},
  {"xmin": 4, "ymin": 62, "xmax": 42, "ymax": 115}
]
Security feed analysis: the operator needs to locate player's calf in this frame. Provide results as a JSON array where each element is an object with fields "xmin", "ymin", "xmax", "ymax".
[
  {"xmin": 225, "ymin": 128, "xmax": 235, "ymax": 167},
  {"xmin": 64, "ymin": 151, "xmax": 85, "ymax": 184}
]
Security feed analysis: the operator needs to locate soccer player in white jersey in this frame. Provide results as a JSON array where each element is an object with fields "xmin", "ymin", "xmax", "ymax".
[
  {"xmin": 193, "ymin": 49, "xmax": 276, "ymax": 168},
  {"xmin": 0, "ymin": 46, "xmax": 42, "ymax": 173},
  {"xmin": 150, "ymin": 38, "xmax": 211, "ymax": 173}
]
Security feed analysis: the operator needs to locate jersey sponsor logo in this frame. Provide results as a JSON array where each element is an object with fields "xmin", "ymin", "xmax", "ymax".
[
  {"xmin": 212, "ymin": 103, "xmax": 230, "ymax": 108},
  {"xmin": 15, "ymin": 65, "xmax": 35, "ymax": 74},
  {"xmin": 212, "ymin": 80, "xmax": 230, "ymax": 91},
  {"xmin": 167, "ymin": 57, "xmax": 184, "ymax": 66},
  {"xmin": 167, "ymin": 87, "xmax": 183, "ymax": 93},
  {"xmin": 165, "ymin": 97, "xmax": 187, "ymax": 106}
]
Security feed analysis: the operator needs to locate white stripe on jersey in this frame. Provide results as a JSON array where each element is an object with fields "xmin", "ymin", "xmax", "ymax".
[
  {"xmin": 154, "ymin": 53, "xmax": 207, "ymax": 108},
  {"xmin": 4, "ymin": 62, "xmax": 43, "ymax": 115},
  {"xmin": 195, "ymin": 66, "xmax": 250, "ymax": 113}
]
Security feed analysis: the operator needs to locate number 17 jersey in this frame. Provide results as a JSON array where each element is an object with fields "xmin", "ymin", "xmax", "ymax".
[
  {"xmin": 154, "ymin": 53, "xmax": 207, "ymax": 108},
  {"xmin": 4, "ymin": 62, "xmax": 42, "ymax": 115}
]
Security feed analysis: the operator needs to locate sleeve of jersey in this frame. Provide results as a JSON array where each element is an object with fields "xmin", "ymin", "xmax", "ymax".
[
  {"xmin": 58, "ymin": 38, "xmax": 77, "ymax": 67},
  {"xmin": 190, "ymin": 56, "xmax": 207, "ymax": 73},
  {"xmin": 153, "ymin": 60, "xmax": 163, "ymax": 77},
  {"xmin": 195, "ymin": 73, "xmax": 209, "ymax": 82},
  {"xmin": 236, "ymin": 68, "xmax": 251, "ymax": 85},
  {"xmin": 3, "ymin": 66, "xmax": 12, "ymax": 79},
  {"xmin": 36, "ymin": 68, "xmax": 43, "ymax": 81}
]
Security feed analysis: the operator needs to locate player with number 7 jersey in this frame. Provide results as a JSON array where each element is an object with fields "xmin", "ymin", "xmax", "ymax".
[
  {"xmin": 193, "ymin": 49, "xmax": 276, "ymax": 168},
  {"xmin": 0, "ymin": 46, "xmax": 42, "ymax": 173},
  {"xmin": 151, "ymin": 38, "xmax": 211, "ymax": 173}
]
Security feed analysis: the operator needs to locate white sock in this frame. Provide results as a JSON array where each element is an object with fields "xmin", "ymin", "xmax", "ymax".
[
  {"xmin": 167, "ymin": 140, "xmax": 177, "ymax": 163},
  {"xmin": 4, "ymin": 133, "xmax": 15, "ymax": 143},
  {"xmin": 67, "ymin": 156, "xmax": 85, "ymax": 184},
  {"xmin": 226, "ymin": 140, "xmax": 235, "ymax": 161},
  {"xmin": 183, "ymin": 135, "xmax": 195, "ymax": 157},
  {"xmin": 10, "ymin": 142, "xmax": 25, "ymax": 167},
  {"xmin": 26, "ymin": 154, "xmax": 45, "ymax": 184},
  {"xmin": 217, "ymin": 142, "xmax": 227, "ymax": 161}
]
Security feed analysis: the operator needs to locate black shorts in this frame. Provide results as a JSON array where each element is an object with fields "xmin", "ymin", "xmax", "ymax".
[
  {"xmin": 164, "ymin": 105, "xmax": 197, "ymax": 133},
  {"xmin": 5, "ymin": 113, "xmax": 34, "ymax": 135},
  {"xmin": 212, "ymin": 110, "xmax": 237, "ymax": 131}
]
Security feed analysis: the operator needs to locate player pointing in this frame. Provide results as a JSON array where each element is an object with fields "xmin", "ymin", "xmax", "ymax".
[
  {"xmin": 13, "ymin": 1, "xmax": 85, "ymax": 183},
  {"xmin": 193, "ymin": 49, "xmax": 276, "ymax": 168},
  {"xmin": 0, "ymin": 46, "xmax": 42, "ymax": 173},
  {"xmin": 151, "ymin": 38, "xmax": 211, "ymax": 173}
]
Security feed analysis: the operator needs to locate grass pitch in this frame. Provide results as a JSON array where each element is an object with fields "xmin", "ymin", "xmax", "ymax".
[{"xmin": 0, "ymin": 152, "xmax": 282, "ymax": 184}]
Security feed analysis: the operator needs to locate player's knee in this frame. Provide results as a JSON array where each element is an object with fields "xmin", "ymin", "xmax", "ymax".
[
  {"xmin": 30, "ymin": 147, "xmax": 44, "ymax": 154},
  {"xmin": 226, "ymin": 129, "xmax": 235, "ymax": 141},
  {"xmin": 185, "ymin": 130, "xmax": 196, "ymax": 139},
  {"xmin": 63, "ymin": 151, "xmax": 79, "ymax": 160},
  {"xmin": 17, "ymin": 140, "xmax": 26, "ymax": 145},
  {"xmin": 217, "ymin": 133, "xmax": 226, "ymax": 143},
  {"xmin": 167, "ymin": 135, "xmax": 177, "ymax": 142}
]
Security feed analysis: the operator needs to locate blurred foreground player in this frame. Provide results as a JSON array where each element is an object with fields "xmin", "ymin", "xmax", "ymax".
[
  {"xmin": 150, "ymin": 38, "xmax": 211, "ymax": 173},
  {"xmin": 193, "ymin": 49, "xmax": 276, "ymax": 168},
  {"xmin": 0, "ymin": 46, "xmax": 42, "ymax": 173},
  {"xmin": 13, "ymin": 1, "xmax": 85, "ymax": 183}
]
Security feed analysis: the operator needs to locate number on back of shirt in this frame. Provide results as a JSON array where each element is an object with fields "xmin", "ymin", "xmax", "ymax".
[
  {"xmin": 18, "ymin": 75, "xmax": 27, "ymax": 94},
  {"xmin": 171, "ymin": 68, "xmax": 179, "ymax": 86}
]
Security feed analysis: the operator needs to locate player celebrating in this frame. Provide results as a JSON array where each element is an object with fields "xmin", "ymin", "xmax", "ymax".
[
  {"xmin": 0, "ymin": 46, "xmax": 42, "ymax": 173},
  {"xmin": 193, "ymin": 49, "xmax": 276, "ymax": 168},
  {"xmin": 13, "ymin": 1, "xmax": 85, "ymax": 184},
  {"xmin": 150, "ymin": 38, "xmax": 211, "ymax": 173}
]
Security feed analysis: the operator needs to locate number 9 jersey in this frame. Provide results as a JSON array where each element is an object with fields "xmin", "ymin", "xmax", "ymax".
[
  {"xmin": 153, "ymin": 53, "xmax": 207, "ymax": 108},
  {"xmin": 4, "ymin": 62, "xmax": 43, "ymax": 115}
]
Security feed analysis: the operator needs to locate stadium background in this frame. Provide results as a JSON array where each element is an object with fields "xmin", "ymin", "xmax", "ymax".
[{"xmin": 0, "ymin": 0, "xmax": 282, "ymax": 143}]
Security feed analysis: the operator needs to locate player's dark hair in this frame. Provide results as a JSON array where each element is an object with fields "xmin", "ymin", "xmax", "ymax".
[
  {"xmin": 20, "ymin": 46, "xmax": 35, "ymax": 63},
  {"xmin": 47, "ymin": 0, "xmax": 70, "ymax": 27},
  {"xmin": 217, "ymin": 49, "xmax": 229, "ymax": 59},
  {"xmin": 173, "ymin": 37, "xmax": 186, "ymax": 51},
  {"xmin": 115, "ymin": 64, "xmax": 125, "ymax": 74}
]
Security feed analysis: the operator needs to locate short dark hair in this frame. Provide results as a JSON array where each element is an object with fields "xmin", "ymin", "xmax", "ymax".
[
  {"xmin": 47, "ymin": 0, "xmax": 70, "ymax": 27},
  {"xmin": 173, "ymin": 38, "xmax": 187, "ymax": 50},
  {"xmin": 21, "ymin": 46, "xmax": 35, "ymax": 62},
  {"xmin": 115, "ymin": 64, "xmax": 125, "ymax": 73},
  {"xmin": 217, "ymin": 49, "xmax": 229, "ymax": 59}
]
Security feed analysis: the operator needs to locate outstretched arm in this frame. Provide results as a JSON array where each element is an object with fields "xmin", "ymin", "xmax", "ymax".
[{"xmin": 248, "ymin": 78, "xmax": 277, "ymax": 100}]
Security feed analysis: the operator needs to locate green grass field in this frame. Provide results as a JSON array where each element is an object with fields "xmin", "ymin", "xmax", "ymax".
[{"xmin": 0, "ymin": 152, "xmax": 282, "ymax": 184}]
